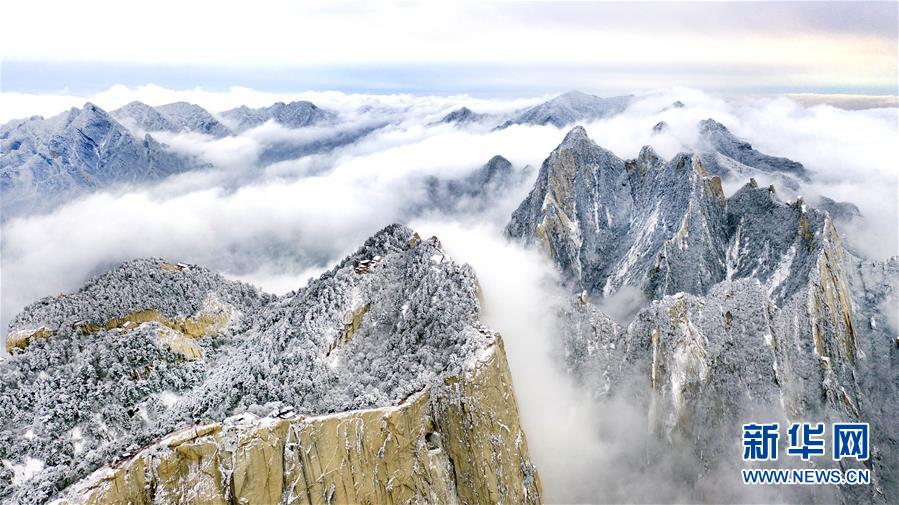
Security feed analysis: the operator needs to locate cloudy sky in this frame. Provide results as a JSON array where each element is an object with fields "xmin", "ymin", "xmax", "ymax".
[{"xmin": 2, "ymin": 1, "xmax": 897, "ymax": 95}]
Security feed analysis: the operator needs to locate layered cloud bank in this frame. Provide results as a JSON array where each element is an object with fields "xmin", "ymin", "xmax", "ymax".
[
  {"xmin": 1, "ymin": 85, "xmax": 897, "ymax": 500},
  {"xmin": 2, "ymin": 87, "xmax": 895, "ymax": 330}
]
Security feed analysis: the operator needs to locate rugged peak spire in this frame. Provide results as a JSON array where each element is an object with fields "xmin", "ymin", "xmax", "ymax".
[
  {"xmin": 561, "ymin": 125, "xmax": 589, "ymax": 145},
  {"xmin": 637, "ymin": 145, "xmax": 660, "ymax": 163}
]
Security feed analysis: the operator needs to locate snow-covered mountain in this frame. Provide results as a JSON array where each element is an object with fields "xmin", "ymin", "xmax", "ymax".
[
  {"xmin": 424, "ymin": 154, "xmax": 533, "ymax": 212},
  {"xmin": 0, "ymin": 92, "xmax": 893, "ymax": 504},
  {"xmin": 696, "ymin": 118, "xmax": 808, "ymax": 190},
  {"xmin": 220, "ymin": 101, "xmax": 336, "ymax": 132},
  {"xmin": 0, "ymin": 225, "xmax": 540, "ymax": 505},
  {"xmin": 0, "ymin": 99, "xmax": 353, "ymax": 217},
  {"xmin": 508, "ymin": 126, "xmax": 897, "ymax": 503},
  {"xmin": 439, "ymin": 106, "xmax": 488, "ymax": 125},
  {"xmin": 112, "ymin": 101, "xmax": 231, "ymax": 137},
  {"xmin": 496, "ymin": 90, "xmax": 633, "ymax": 129},
  {"xmin": 0, "ymin": 103, "xmax": 201, "ymax": 217}
]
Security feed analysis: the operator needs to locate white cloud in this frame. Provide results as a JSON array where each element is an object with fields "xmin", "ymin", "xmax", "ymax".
[{"xmin": 3, "ymin": 86, "xmax": 896, "ymax": 336}]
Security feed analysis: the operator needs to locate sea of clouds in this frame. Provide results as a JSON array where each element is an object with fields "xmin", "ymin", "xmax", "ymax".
[{"xmin": 1, "ymin": 85, "xmax": 896, "ymax": 501}]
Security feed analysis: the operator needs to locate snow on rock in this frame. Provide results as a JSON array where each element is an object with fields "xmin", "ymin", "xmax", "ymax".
[
  {"xmin": 0, "ymin": 224, "xmax": 540, "ymax": 505},
  {"xmin": 517, "ymin": 127, "xmax": 897, "ymax": 503}
]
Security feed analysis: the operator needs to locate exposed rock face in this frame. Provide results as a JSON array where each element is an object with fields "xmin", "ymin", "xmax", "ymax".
[
  {"xmin": 52, "ymin": 337, "xmax": 536, "ymax": 505},
  {"xmin": 496, "ymin": 90, "xmax": 632, "ymax": 129},
  {"xmin": 845, "ymin": 255, "xmax": 899, "ymax": 498},
  {"xmin": 511, "ymin": 126, "xmax": 897, "ymax": 503},
  {"xmin": 0, "ymin": 103, "xmax": 200, "ymax": 217},
  {"xmin": 112, "ymin": 101, "xmax": 232, "ymax": 138},
  {"xmin": 507, "ymin": 127, "xmax": 853, "ymax": 304},
  {"xmin": 0, "ymin": 225, "xmax": 540, "ymax": 505},
  {"xmin": 439, "ymin": 106, "xmax": 487, "ymax": 125},
  {"xmin": 507, "ymin": 126, "xmax": 730, "ymax": 299},
  {"xmin": 221, "ymin": 101, "xmax": 336, "ymax": 132}
]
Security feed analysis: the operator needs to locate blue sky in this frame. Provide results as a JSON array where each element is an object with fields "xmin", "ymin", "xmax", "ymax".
[{"xmin": 1, "ymin": 1, "xmax": 897, "ymax": 96}]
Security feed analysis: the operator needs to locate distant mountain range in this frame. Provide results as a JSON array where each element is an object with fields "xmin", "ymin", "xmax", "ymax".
[
  {"xmin": 1, "ymin": 97, "xmax": 895, "ymax": 504},
  {"xmin": 0, "ymin": 100, "xmax": 348, "ymax": 218},
  {"xmin": 220, "ymin": 100, "xmax": 336, "ymax": 132},
  {"xmin": 112, "ymin": 101, "xmax": 232, "ymax": 137},
  {"xmin": 0, "ymin": 103, "xmax": 201, "ymax": 216},
  {"xmin": 439, "ymin": 90, "xmax": 633, "ymax": 129},
  {"xmin": 0, "ymin": 91, "xmax": 863, "ymax": 232},
  {"xmin": 496, "ymin": 90, "xmax": 633, "ymax": 129}
]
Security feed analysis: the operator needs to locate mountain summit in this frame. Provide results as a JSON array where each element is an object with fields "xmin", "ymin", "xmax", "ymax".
[
  {"xmin": 112, "ymin": 101, "xmax": 231, "ymax": 137},
  {"xmin": 697, "ymin": 118, "xmax": 808, "ymax": 184},
  {"xmin": 0, "ymin": 103, "xmax": 199, "ymax": 217},
  {"xmin": 508, "ymin": 126, "xmax": 897, "ymax": 503},
  {"xmin": 496, "ymin": 90, "xmax": 632, "ymax": 129}
]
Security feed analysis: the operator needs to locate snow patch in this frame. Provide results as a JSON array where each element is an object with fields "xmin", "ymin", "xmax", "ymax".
[{"xmin": 3, "ymin": 457, "xmax": 44, "ymax": 485}]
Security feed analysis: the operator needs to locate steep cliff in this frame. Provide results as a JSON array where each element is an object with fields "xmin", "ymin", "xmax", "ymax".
[
  {"xmin": 1, "ymin": 225, "xmax": 540, "ymax": 505},
  {"xmin": 512, "ymin": 126, "xmax": 896, "ymax": 503}
]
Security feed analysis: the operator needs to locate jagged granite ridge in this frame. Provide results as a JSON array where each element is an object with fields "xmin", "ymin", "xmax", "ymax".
[{"xmin": 511, "ymin": 126, "xmax": 896, "ymax": 503}]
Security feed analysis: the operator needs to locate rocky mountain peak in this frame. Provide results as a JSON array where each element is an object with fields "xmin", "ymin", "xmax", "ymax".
[
  {"xmin": 544, "ymin": 126, "xmax": 894, "ymax": 503},
  {"xmin": 507, "ymin": 126, "xmax": 836, "ymax": 302},
  {"xmin": 559, "ymin": 124, "xmax": 590, "ymax": 145},
  {"xmin": 424, "ymin": 154, "xmax": 528, "ymax": 212},
  {"xmin": 697, "ymin": 117, "xmax": 808, "ymax": 181},
  {"xmin": 0, "ymin": 103, "xmax": 199, "ymax": 217},
  {"xmin": 482, "ymin": 154, "xmax": 513, "ymax": 179},
  {"xmin": 635, "ymin": 144, "xmax": 663, "ymax": 166}
]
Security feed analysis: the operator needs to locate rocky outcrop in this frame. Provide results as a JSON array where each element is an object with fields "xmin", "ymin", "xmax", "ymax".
[
  {"xmin": 507, "ymin": 126, "xmax": 730, "ymax": 299},
  {"xmin": 1, "ymin": 225, "xmax": 540, "ymax": 505}
]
